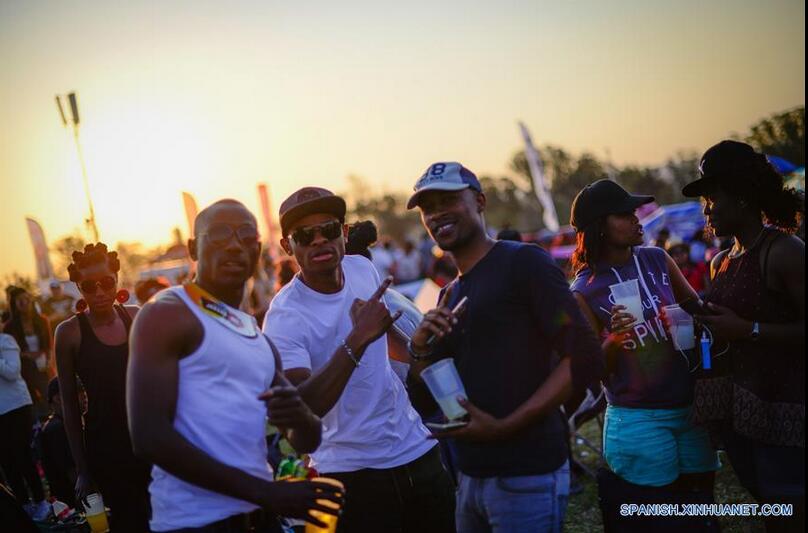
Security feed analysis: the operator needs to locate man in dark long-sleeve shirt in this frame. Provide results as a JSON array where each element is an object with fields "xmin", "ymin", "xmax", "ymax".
[{"xmin": 407, "ymin": 162, "xmax": 604, "ymax": 532}]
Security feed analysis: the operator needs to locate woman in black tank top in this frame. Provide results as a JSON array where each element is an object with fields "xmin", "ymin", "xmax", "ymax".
[
  {"xmin": 54, "ymin": 243, "xmax": 151, "ymax": 532},
  {"xmin": 683, "ymin": 141, "xmax": 804, "ymax": 532}
]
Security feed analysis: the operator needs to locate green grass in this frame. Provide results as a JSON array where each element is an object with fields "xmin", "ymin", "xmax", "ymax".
[{"xmin": 565, "ymin": 418, "xmax": 766, "ymax": 532}]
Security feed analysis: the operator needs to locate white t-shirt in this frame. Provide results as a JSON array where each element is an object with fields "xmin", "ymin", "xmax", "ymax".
[
  {"xmin": 263, "ymin": 254, "xmax": 434, "ymax": 473},
  {"xmin": 0, "ymin": 334, "xmax": 33, "ymax": 415}
]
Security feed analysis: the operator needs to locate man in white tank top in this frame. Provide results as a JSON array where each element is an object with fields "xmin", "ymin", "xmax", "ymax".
[
  {"xmin": 128, "ymin": 200, "xmax": 343, "ymax": 532},
  {"xmin": 264, "ymin": 188, "xmax": 455, "ymax": 532}
]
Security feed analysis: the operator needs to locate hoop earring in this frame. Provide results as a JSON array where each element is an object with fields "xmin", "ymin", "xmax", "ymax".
[
  {"xmin": 116, "ymin": 289, "xmax": 130, "ymax": 304},
  {"xmin": 76, "ymin": 299, "xmax": 87, "ymax": 313}
]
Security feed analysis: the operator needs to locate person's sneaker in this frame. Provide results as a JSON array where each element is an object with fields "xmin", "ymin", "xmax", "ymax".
[{"xmin": 26, "ymin": 499, "xmax": 52, "ymax": 521}]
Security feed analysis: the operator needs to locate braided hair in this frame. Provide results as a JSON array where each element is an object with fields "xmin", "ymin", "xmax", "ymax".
[
  {"xmin": 345, "ymin": 221, "xmax": 378, "ymax": 260},
  {"xmin": 742, "ymin": 153, "xmax": 804, "ymax": 232},
  {"xmin": 700, "ymin": 142, "xmax": 804, "ymax": 233},
  {"xmin": 67, "ymin": 243, "xmax": 121, "ymax": 282}
]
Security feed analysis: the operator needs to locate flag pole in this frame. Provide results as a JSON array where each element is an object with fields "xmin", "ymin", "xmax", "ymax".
[{"xmin": 57, "ymin": 92, "xmax": 100, "ymax": 242}]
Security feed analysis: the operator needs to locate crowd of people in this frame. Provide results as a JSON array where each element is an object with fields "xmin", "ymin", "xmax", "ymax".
[{"xmin": 0, "ymin": 139, "xmax": 804, "ymax": 532}]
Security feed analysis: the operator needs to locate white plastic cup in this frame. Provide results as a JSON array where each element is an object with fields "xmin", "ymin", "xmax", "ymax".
[
  {"xmin": 420, "ymin": 359, "xmax": 468, "ymax": 420},
  {"xmin": 609, "ymin": 279, "xmax": 644, "ymax": 324},
  {"xmin": 84, "ymin": 493, "xmax": 109, "ymax": 533},
  {"xmin": 663, "ymin": 304, "xmax": 695, "ymax": 350}
]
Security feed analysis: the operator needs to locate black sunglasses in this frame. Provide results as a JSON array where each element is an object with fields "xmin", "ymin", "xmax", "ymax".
[
  {"xmin": 200, "ymin": 224, "xmax": 260, "ymax": 247},
  {"xmin": 79, "ymin": 276, "xmax": 116, "ymax": 294},
  {"xmin": 290, "ymin": 220, "xmax": 343, "ymax": 246}
]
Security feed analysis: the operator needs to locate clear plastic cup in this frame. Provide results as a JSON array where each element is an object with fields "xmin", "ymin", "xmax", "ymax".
[
  {"xmin": 83, "ymin": 493, "xmax": 109, "ymax": 533},
  {"xmin": 305, "ymin": 477, "xmax": 344, "ymax": 533},
  {"xmin": 609, "ymin": 279, "xmax": 644, "ymax": 324},
  {"xmin": 420, "ymin": 359, "xmax": 468, "ymax": 420},
  {"xmin": 663, "ymin": 304, "xmax": 695, "ymax": 350}
]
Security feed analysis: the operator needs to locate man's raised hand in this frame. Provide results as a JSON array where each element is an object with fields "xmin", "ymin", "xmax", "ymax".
[
  {"xmin": 410, "ymin": 284, "xmax": 460, "ymax": 354},
  {"xmin": 348, "ymin": 276, "xmax": 402, "ymax": 349}
]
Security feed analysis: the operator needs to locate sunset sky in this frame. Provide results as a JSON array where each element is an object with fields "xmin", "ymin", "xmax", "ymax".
[{"xmin": 1, "ymin": 0, "xmax": 804, "ymax": 282}]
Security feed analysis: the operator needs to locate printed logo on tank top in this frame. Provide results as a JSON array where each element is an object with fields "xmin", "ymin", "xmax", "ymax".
[
  {"xmin": 595, "ymin": 270, "xmax": 672, "ymax": 352},
  {"xmin": 184, "ymin": 283, "xmax": 259, "ymax": 338}
]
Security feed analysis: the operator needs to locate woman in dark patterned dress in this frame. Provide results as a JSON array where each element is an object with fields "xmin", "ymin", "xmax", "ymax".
[{"xmin": 683, "ymin": 140, "xmax": 804, "ymax": 532}]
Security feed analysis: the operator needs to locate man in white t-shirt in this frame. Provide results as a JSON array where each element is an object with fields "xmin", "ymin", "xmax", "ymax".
[{"xmin": 263, "ymin": 187, "xmax": 455, "ymax": 533}]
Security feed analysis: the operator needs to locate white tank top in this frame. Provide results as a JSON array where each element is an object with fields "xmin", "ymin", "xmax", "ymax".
[
  {"xmin": 25, "ymin": 334, "xmax": 39, "ymax": 353},
  {"xmin": 149, "ymin": 286, "xmax": 276, "ymax": 531}
]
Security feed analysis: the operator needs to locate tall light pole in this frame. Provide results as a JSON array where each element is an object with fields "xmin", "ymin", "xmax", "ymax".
[{"xmin": 56, "ymin": 91, "xmax": 100, "ymax": 242}]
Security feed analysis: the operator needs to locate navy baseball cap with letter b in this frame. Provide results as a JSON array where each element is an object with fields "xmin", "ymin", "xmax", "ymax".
[{"xmin": 407, "ymin": 162, "xmax": 482, "ymax": 209}]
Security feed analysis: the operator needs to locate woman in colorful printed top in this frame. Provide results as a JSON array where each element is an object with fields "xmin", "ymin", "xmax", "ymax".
[
  {"xmin": 569, "ymin": 179, "xmax": 719, "ymax": 494},
  {"xmin": 683, "ymin": 141, "xmax": 804, "ymax": 532}
]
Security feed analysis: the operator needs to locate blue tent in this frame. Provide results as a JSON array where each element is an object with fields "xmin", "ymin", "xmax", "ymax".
[
  {"xmin": 640, "ymin": 201, "xmax": 705, "ymax": 244},
  {"xmin": 766, "ymin": 155, "xmax": 799, "ymax": 175}
]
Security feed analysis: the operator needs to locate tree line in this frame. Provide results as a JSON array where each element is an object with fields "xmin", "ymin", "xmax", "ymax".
[{"xmin": 3, "ymin": 106, "xmax": 803, "ymax": 295}]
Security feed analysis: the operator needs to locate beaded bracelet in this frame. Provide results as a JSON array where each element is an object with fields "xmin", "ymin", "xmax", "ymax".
[
  {"xmin": 407, "ymin": 338, "xmax": 433, "ymax": 361},
  {"xmin": 342, "ymin": 338, "xmax": 361, "ymax": 367}
]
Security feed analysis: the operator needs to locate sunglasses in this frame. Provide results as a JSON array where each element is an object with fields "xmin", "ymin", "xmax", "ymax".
[
  {"xmin": 79, "ymin": 276, "xmax": 116, "ymax": 294},
  {"xmin": 200, "ymin": 224, "xmax": 260, "ymax": 248},
  {"xmin": 290, "ymin": 220, "xmax": 343, "ymax": 246}
]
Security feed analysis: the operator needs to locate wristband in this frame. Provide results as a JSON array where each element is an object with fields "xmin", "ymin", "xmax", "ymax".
[
  {"xmin": 407, "ymin": 339, "xmax": 433, "ymax": 361},
  {"xmin": 342, "ymin": 339, "xmax": 361, "ymax": 367},
  {"xmin": 750, "ymin": 322, "xmax": 760, "ymax": 341}
]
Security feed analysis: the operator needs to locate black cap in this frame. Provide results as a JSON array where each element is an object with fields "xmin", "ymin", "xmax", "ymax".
[
  {"xmin": 570, "ymin": 179, "xmax": 655, "ymax": 231},
  {"xmin": 279, "ymin": 187, "xmax": 347, "ymax": 237},
  {"xmin": 682, "ymin": 140, "xmax": 763, "ymax": 198}
]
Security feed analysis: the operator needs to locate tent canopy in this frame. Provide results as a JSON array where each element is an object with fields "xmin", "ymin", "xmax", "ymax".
[{"xmin": 640, "ymin": 201, "xmax": 705, "ymax": 244}]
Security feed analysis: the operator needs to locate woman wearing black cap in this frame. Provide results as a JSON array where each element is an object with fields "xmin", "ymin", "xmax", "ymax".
[
  {"xmin": 569, "ymin": 180, "xmax": 719, "ymax": 502},
  {"xmin": 683, "ymin": 140, "xmax": 804, "ymax": 531}
]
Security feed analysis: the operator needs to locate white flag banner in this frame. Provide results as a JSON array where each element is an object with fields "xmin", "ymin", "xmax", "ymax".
[
  {"xmin": 519, "ymin": 122, "xmax": 560, "ymax": 232},
  {"xmin": 182, "ymin": 192, "xmax": 199, "ymax": 238},
  {"xmin": 257, "ymin": 183, "xmax": 277, "ymax": 246},
  {"xmin": 25, "ymin": 217, "xmax": 55, "ymax": 281}
]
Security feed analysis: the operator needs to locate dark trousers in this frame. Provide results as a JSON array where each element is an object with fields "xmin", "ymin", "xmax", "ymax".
[
  {"xmin": 91, "ymin": 461, "xmax": 152, "ymax": 533},
  {"xmin": 329, "ymin": 446, "xmax": 455, "ymax": 533},
  {"xmin": 0, "ymin": 405, "xmax": 45, "ymax": 504},
  {"xmin": 721, "ymin": 429, "xmax": 805, "ymax": 532},
  {"xmin": 164, "ymin": 509, "xmax": 282, "ymax": 533},
  {"xmin": 19, "ymin": 358, "xmax": 48, "ymax": 418}
]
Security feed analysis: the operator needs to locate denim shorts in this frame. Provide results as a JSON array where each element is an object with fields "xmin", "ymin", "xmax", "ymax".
[{"xmin": 604, "ymin": 405, "xmax": 720, "ymax": 487}]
